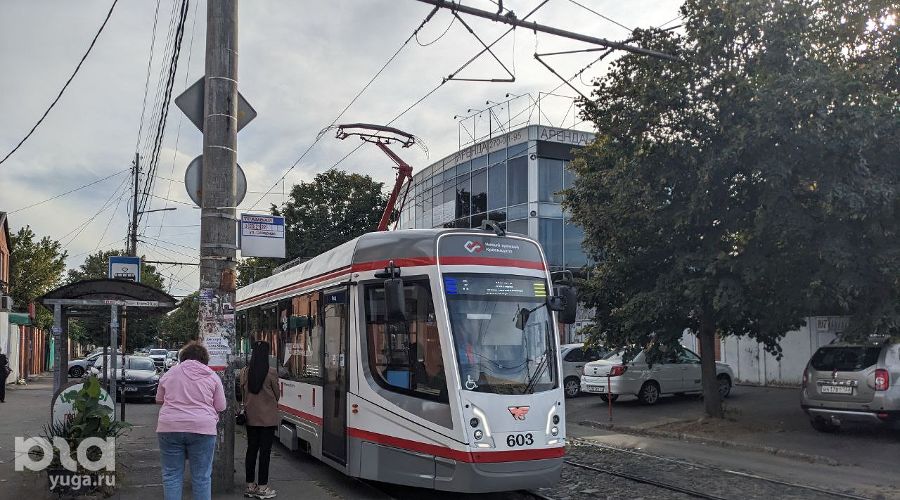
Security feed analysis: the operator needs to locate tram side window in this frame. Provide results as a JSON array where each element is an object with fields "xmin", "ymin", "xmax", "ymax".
[
  {"xmin": 282, "ymin": 294, "xmax": 323, "ymax": 384},
  {"xmin": 364, "ymin": 281, "xmax": 448, "ymax": 403}
]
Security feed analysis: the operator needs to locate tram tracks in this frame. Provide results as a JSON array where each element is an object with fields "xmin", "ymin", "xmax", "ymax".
[{"xmin": 536, "ymin": 439, "xmax": 874, "ymax": 500}]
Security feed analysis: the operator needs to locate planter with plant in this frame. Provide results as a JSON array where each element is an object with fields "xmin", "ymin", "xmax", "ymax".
[{"xmin": 42, "ymin": 376, "xmax": 130, "ymax": 497}]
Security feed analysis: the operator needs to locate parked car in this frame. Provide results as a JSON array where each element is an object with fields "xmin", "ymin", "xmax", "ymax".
[
  {"xmin": 90, "ymin": 355, "xmax": 160, "ymax": 402},
  {"xmin": 147, "ymin": 348, "xmax": 169, "ymax": 370},
  {"xmin": 800, "ymin": 341, "xmax": 899, "ymax": 432},
  {"xmin": 67, "ymin": 349, "xmax": 122, "ymax": 378},
  {"xmin": 560, "ymin": 343, "xmax": 607, "ymax": 398},
  {"xmin": 165, "ymin": 350, "xmax": 179, "ymax": 369},
  {"xmin": 581, "ymin": 347, "xmax": 734, "ymax": 405}
]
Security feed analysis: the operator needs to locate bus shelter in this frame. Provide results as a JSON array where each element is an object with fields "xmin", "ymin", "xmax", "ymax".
[{"xmin": 38, "ymin": 279, "xmax": 176, "ymax": 401}]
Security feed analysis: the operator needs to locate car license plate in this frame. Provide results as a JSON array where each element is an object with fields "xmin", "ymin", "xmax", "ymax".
[
  {"xmin": 820, "ymin": 385, "xmax": 852, "ymax": 394},
  {"xmin": 585, "ymin": 385, "xmax": 605, "ymax": 393},
  {"xmin": 124, "ymin": 386, "xmax": 138, "ymax": 392}
]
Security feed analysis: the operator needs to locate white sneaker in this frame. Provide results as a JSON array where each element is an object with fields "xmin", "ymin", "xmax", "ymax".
[{"xmin": 254, "ymin": 486, "xmax": 277, "ymax": 499}]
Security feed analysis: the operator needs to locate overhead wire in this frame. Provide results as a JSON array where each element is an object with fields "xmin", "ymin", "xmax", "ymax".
[
  {"xmin": 246, "ymin": 5, "xmax": 445, "ymax": 211},
  {"xmin": 61, "ymin": 175, "xmax": 131, "ymax": 249},
  {"xmin": 137, "ymin": 0, "xmax": 190, "ymax": 224},
  {"xmin": 154, "ymin": 0, "xmax": 200, "ymax": 239},
  {"xmin": 565, "ymin": 0, "xmax": 632, "ymax": 32},
  {"xmin": 0, "ymin": 0, "xmax": 119, "ymax": 167},
  {"xmin": 134, "ymin": 0, "xmax": 163, "ymax": 153},
  {"xmin": 8, "ymin": 168, "xmax": 128, "ymax": 214},
  {"xmin": 323, "ymin": 0, "xmax": 551, "ymax": 173}
]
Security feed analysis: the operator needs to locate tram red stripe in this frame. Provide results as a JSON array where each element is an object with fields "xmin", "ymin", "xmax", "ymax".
[
  {"xmin": 347, "ymin": 427, "xmax": 564, "ymax": 463},
  {"xmin": 438, "ymin": 256, "xmax": 545, "ymax": 270},
  {"xmin": 238, "ymin": 255, "xmax": 545, "ymax": 306},
  {"xmin": 279, "ymin": 404, "xmax": 323, "ymax": 426}
]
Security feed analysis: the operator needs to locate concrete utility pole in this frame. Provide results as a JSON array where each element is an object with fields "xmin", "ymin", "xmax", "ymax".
[
  {"xmin": 129, "ymin": 153, "xmax": 140, "ymax": 256},
  {"xmin": 200, "ymin": 0, "xmax": 239, "ymax": 492}
]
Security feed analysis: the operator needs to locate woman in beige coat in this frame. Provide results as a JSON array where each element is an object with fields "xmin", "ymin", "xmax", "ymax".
[{"xmin": 240, "ymin": 341, "xmax": 280, "ymax": 499}]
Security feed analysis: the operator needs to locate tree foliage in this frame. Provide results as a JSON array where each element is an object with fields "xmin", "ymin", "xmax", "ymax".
[
  {"xmin": 158, "ymin": 292, "xmax": 199, "ymax": 348},
  {"xmin": 66, "ymin": 249, "xmax": 165, "ymax": 289},
  {"xmin": 8, "ymin": 226, "xmax": 67, "ymax": 328},
  {"xmin": 66, "ymin": 250, "xmax": 167, "ymax": 349},
  {"xmin": 566, "ymin": 0, "xmax": 898, "ymax": 417},
  {"xmin": 238, "ymin": 170, "xmax": 387, "ymax": 286}
]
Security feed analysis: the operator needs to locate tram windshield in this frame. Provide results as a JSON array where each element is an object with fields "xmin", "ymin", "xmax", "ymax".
[{"xmin": 444, "ymin": 274, "xmax": 557, "ymax": 394}]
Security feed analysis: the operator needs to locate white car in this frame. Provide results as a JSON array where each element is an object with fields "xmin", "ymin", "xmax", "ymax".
[
  {"xmin": 148, "ymin": 349, "xmax": 169, "ymax": 370},
  {"xmin": 165, "ymin": 350, "xmax": 179, "ymax": 369},
  {"xmin": 580, "ymin": 347, "xmax": 734, "ymax": 405},
  {"xmin": 560, "ymin": 343, "xmax": 607, "ymax": 398},
  {"xmin": 67, "ymin": 349, "xmax": 122, "ymax": 378}
]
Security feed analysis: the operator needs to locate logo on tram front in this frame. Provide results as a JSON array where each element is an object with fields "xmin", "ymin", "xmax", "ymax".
[
  {"xmin": 508, "ymin": 406, "xmax": 530, "ymax": 420},
  {"xmin": 464, "ymin": 240, "xmax": 484, "ymax": 253}
]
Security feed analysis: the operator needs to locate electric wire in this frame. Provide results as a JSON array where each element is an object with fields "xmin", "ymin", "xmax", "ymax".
[
  {"xmin": 0, "ymin": 0, "xmax": 119, "ymax": 167},
  {"xmin": 137, "ymin": 0, "xmax": 190, "ymax": 223},
  {"xmin": 8, "ymin": 169, "xmax": 128, "ymax": 214},
  {"xmin": 134, "ymin": 0, "xmax": 163, "ymax": 153},
  {"xmin": 565, "ymin": 0, "xmax": 632, "ymax": 32},
  {"xmin": 61, "ymin": 175, "xmax": 131, "ymax": 249},
  {"xmin": 246, "ymin": 6, "xmax": 444, "ymax": 211},
  {"xmin": 154, "ymin": 0, "xmax": 200, "ymax": 239}
]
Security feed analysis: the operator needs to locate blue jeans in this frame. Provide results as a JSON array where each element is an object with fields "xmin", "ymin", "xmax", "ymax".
[{"xmin": 158, "ymin": 432, "xmax": 217, "ymax": 500}]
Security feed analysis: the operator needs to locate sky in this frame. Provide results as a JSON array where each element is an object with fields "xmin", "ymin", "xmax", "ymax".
[{"xmin": 0, "ymin": 0, "xmax": 681, "ymax": 297}]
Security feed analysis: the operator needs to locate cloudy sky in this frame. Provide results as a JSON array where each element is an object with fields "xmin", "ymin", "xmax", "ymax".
[{"xmin": 0, "ymin": 0, "xmax": 681, "ymax": 296}]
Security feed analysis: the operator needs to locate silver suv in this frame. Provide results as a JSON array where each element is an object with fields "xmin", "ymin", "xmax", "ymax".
[{"xmin": 800, "ymin": 342, "xmax": 899, "ymax": 432}]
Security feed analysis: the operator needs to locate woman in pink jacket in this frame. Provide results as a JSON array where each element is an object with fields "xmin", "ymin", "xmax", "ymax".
[{"xmin": 156, "ymin": 343, "xmax": 226, "ymax": 500}]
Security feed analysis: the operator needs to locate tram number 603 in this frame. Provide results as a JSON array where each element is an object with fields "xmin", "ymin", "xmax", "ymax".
[{"xmin": 506, "ymin": 433, "xmax": 534, "ymax": 447}]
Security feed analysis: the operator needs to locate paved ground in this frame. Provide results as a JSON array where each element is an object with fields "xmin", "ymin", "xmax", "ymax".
[
  {"xmin": 567, "ymin": 384, "xmax": 900, "ymax": 471},
  {"xmin": 4, "ymin": 375, "xmax": 899, "ymax": 499}
]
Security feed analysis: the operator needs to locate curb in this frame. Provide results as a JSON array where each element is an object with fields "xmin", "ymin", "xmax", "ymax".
[{"xmin": 577, "ymin": 419, "xmax": 840, "ymax": 466}]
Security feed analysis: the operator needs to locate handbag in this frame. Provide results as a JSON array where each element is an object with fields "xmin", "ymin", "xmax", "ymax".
[{"xmin": 236, "ymin": 405, "xmax": 247, "ymax": 426}]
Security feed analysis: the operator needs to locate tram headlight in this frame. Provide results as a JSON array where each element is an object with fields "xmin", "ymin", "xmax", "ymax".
[
  {"xmin": 552, "ymin": 415, "xmax": 560, "ymax": 425},
  {"xmin": 551, "ymin": 426, "xmax": 559, "ymax": 436},
  {"xmin": 474, "ymin": 429, "xmax": 484, "ymax": 440},
  {"xmin": 470, "ymin": 418, "xmax": 479, "ymax": 428}
]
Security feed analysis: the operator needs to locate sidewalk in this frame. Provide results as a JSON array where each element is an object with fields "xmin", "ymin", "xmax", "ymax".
[
  {"xmin": 0, "ymin": 374, "xmax": 383, "ymax": 499},
  {"xmin": 567, "ymin": 384, "xmax": 900, "ymax": 469}
]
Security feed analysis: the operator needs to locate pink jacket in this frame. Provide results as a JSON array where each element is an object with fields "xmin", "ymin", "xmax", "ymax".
[{"xmin": 156, "ymin": 360, "xmax": 226, "ymax": 435}]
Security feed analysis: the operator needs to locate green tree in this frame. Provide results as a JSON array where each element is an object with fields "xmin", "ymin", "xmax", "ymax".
[
  {"xmin": 8, "ymin": 226, "xmax": 67, "ymax": 328},
  {"xmin": 159, "ymin": 292, "xmax": 199, "ymax": 348},
  {"xmin": 66, "ymin": 250, "xmax": 167, "ymax": 349},
  {"xmin": 566, "ymin": 0, "xmax": 899, "ymax": 417},
  {"xmin": 238, "ymin": 170, "xmax": 387, "ymax": 286},
  {"xmin": 66, "ymin": 249, "xmax": 165, "ymax": 289}
]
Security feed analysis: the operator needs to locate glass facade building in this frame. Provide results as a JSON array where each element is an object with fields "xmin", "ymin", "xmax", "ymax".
[{"xmin": 398, "ymin": 125, "xmax": 595, "ymax": 270}]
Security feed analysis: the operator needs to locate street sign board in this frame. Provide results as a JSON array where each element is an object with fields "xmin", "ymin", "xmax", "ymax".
[
  {"xmin": 175, "ymin": 77, "xmax": 257, "ymax": 133},
  {"xmin": 240, "ymin": 213, "xmax": 286, "ymax": 258},
  {"xmin": 108, "ymin": 256, "xmax": 141, "ymax": 283},
  {"xmin": 184, "ymin": 155, "xmax": 248, "ymax": 207}
]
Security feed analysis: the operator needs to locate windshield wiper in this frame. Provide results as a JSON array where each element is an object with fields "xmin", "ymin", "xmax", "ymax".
[{"xmin": 524, "ymin": 345, "xmax": 551, "ymax": 394}]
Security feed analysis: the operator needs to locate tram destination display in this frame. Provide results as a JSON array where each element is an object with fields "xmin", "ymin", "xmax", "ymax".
[{"xmin": 444, "ymin": 275, "xmax": 547, "ymax": 297}]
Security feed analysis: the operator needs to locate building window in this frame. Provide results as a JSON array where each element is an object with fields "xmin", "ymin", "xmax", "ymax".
[
  {"xmin": 488, "ymin": 149, "xmax": 506, "ymax": 165},
  {"xmin": 507, "ymin": 203, "xmax": 528, "ymax": 220},
  {"xmin": 564, "ymin": 220, "xmax": 587, "ymax": 268},
  {"xmin": 457, "ymin": 173, "xmax": 471, "ymax": 218},
  {"xmin": 539, "ymin": 218, "xmax": 563, "ymax": 267},
  {"xmin": 488, "ymin": 209, "xmax": 506, "ymax": 224},
  {"xmin": 506, "ymin": 218, "xmax": 528, "ymax": 235},
  {"xmin": 487, "ymin": 161, "xmax": 506, "ymax": 210},
  {"xmin": 508, "ymin": 156, "xmax": 528, "ymax": 205},
  {"xmin": 471, "ymin": 154, "xmax": 487, "ymax": 170},
  {"xmin": 364, "ymin": 280, "xmax": 448, "ymax": 402},
  {"xmin": 563, "ymin": 161, "xmax": 575, "ymax": 190},
  {"xmin": 538, "ymin": 158, "xmax": 564, "ymax": 202},
  {"xmin": 507, "ymin": 142, "xmax": 528, "ymax": 158},
  {"xmin": 471, "ymin": 212, "xmax": 487, "ymax": 229},
  {"xmin": 471, "ymin": 168, "xmax": 487, "ymax": 215}
]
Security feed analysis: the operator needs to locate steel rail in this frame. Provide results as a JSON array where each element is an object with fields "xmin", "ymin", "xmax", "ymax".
[
  {"xmin": 563, "ymin": 459, "xmax": 728, "ymax": 500},
  {"xmin": 575, "ymin": 440, "xmax": 873, "ymax": 500}
]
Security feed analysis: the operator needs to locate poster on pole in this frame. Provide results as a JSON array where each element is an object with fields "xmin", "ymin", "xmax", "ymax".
[{"xmin": 240, "ymin": 213, "xmax": 286, "ymax": 258}]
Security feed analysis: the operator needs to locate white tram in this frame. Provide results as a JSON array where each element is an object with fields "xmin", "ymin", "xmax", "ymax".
[{"xmin": 235, "ymin": 227, "xmax": 576, "ymax": 492}]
